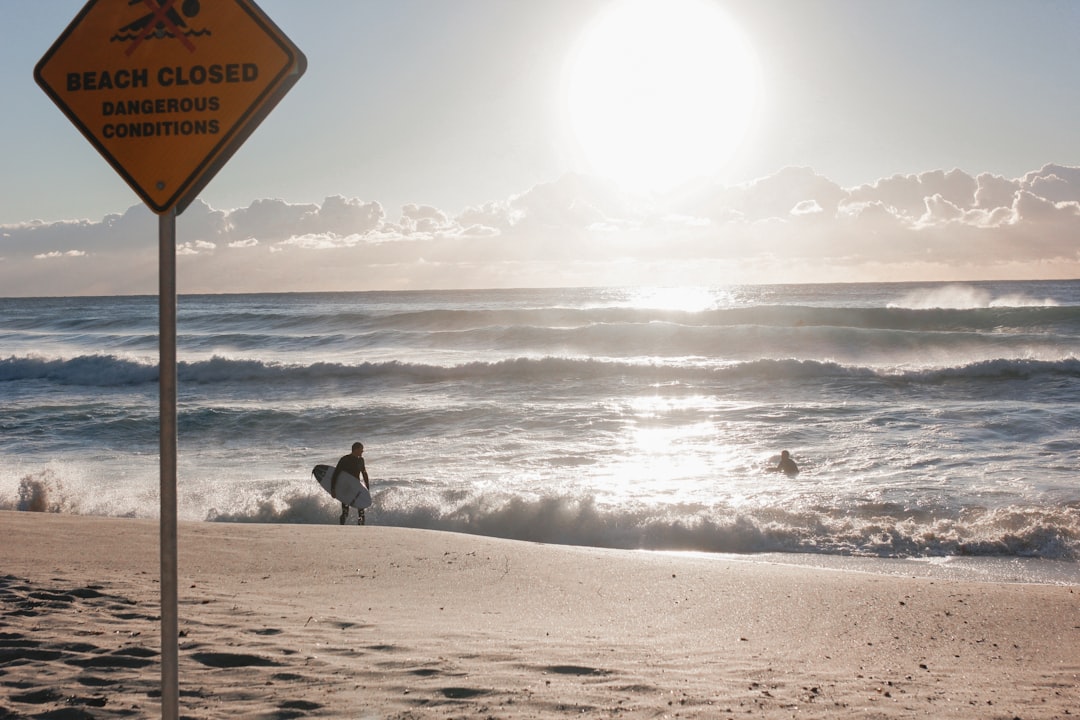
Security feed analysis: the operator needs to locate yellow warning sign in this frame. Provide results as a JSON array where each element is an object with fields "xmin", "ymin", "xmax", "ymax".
[{"xmin": 35, "ymin": 0, "xmax": 306, "ymax": 214}]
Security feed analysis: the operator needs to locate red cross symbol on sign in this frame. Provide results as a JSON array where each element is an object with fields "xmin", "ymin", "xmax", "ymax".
[{"xmin": 126, "ymin": 0, "xmax": 197, "ymax": 56}]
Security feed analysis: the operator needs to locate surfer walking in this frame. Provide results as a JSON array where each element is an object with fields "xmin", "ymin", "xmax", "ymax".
[
  {"xmin": 333, "ymin": 442, "xmax": 370, "ymax": 525},
  {"xmin": 775, "ymin": 450, "xmax": 799, "ymax": 477}
]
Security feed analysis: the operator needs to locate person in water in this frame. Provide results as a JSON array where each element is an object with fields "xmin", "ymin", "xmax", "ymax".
[
  {"xmin": 332, "ymin": 441, "xmax": 370, "ymax": 525},
  {"xmin": 775, "ymin": 450, "xmax": 799, "ymax": 477}
]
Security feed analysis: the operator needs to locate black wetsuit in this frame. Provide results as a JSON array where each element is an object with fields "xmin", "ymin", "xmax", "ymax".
[
  {"xmin": 777, "ymin": 457, "xmax": 799, "ymax": 477},
  {"xmin": 333, "ymin": 453, "xmax": 368, "ymax": 525},
  {"xmin": 334, "ymin": 453, "xmax": 366, "ymax": 487}
]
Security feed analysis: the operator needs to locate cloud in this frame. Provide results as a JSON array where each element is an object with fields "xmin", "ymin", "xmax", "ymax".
[
  {"xmin": 34, "ymin": 250, "xmax": 88, "ymax": 260},
  {"xmin": 791, "ymin": 200, "xmax": 823, "ymax": 216},
  {"xmin": 308, "ymin": 195, "xmax": 385, "ymax": 236},
  {"xmin": 1021, "ymin": 164, "xmax": 1080, "ymax": 203},
  {"xmin": 850, "ymin": 168, "xmax": 978, "ymax": 218},
  {"xmin": 225, "ymin": 197, "xmax": 320, "ymax": 243},
  {"xmin": 392, "ymin": 203, "xmax": 453, "ymax": 237},
  {"xmin": 3, "ymin": 163, "xmax": 1080, "ymax": 296},
  {"xmin": 177, "ymin": 240, "xmax": 216, "ymax": 256},
  {"xmin": 974, "ymin": 172, "xmax": 1019, "ymax": 210}
]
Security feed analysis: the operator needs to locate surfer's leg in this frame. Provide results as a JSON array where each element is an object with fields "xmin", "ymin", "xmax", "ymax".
[
  {"xmin": 357, "ymin": 509, "xmax": 365, "ymax": 526},
  {"xmin": 339, "ymin": 503, "xmax": 348, "ymax": 525}
]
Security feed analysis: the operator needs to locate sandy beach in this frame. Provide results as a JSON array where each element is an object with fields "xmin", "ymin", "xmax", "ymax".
[{"xmin": 1, "ymin": 511, "xmax": 1077, "ymax": 719}]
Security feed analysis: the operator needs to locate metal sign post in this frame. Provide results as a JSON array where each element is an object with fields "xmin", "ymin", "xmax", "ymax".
[
  {"xmin": 158, "ymin": 209, "xmax": 179, "ymax": 720},
  {"xmin": 35, "ymin": 3, "xmax": 305, "ymax": 717}
]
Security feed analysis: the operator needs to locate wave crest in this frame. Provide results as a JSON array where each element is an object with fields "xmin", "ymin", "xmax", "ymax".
[{"xmin": 4, "ymin": 353, "xmax": 1079, "ymax": 388}]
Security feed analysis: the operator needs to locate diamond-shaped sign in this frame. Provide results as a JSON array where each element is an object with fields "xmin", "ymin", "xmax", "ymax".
[{"xmin": 35, "ymin": 0, "xmax": 306, "ymax": 215}]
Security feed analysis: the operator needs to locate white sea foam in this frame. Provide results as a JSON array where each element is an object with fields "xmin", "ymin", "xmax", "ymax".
[{"xmin": 890, "ymin": 283, "xmax": 1061, "ymax": 309}]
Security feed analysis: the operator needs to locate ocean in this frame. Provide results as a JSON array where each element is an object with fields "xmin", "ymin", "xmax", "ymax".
[{"xmin": 2, "ymin": 281, "xmax": 1078, "ymax": 583}]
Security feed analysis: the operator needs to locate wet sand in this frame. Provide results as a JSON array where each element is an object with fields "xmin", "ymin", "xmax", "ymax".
[{"xmin": 2, "ymin": 511, "xmax": 1078, "ymax": 718}]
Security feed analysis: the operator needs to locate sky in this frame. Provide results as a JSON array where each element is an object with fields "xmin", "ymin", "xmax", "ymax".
[{"xmin": 2, "ymin": 0, "xmax": 1080, "ymax": 296}]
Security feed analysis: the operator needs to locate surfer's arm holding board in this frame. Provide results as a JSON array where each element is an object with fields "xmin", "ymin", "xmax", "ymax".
[{"xmin": 356, "ymin": 452, "xmax": 370, "ymax": 488}]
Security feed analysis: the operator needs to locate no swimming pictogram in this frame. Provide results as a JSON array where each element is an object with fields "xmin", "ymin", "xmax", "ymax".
[
  {"xmin": 35, "ymin": 0, "xmax": 306, "ymax": 214},
  {"xmin": 120, "ymin": 0, "xmax": 206, "ymax": 55}
]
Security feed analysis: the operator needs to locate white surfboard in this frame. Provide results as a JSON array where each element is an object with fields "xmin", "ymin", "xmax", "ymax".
[{"xmin": 312, "ymin": 464, "xmax": 372, "ymax": 509}]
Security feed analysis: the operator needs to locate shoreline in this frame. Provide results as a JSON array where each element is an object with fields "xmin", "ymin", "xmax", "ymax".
[
  {"xmin": 3, "ymin": 511, "xmax": 1079, "ymax": 718},
  {"xmin": 661, "ymin": 550, "xmax": 1080, "ymax": 587}
]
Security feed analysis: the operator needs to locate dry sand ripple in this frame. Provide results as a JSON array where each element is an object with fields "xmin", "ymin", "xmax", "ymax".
[{"xmin": 2, "ymin": 512, "xmax": 1078, "ymax": 718}]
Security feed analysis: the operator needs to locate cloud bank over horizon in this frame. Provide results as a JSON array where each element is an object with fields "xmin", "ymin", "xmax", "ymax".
[{"xmin": 3, "ymin": 163, "xmax": 1079, "ymax": 296}]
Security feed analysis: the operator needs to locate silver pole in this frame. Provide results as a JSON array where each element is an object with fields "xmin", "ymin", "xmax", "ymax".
[{"xmin": 159, "ymin": 208, "xmax": 179, "ymax": 720}]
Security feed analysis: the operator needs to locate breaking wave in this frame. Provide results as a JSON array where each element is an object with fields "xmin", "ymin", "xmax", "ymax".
[
  {"xmin": 9, "ymin": 468, "xmax": 1074, "ymax": 561},
  {"xmin": 363, "ymin": 490, "xmax": 1080, "ymax": 560},
  {"xmin": 4, "ymin": 353, "xmax": 1079, "ymax": 388}
]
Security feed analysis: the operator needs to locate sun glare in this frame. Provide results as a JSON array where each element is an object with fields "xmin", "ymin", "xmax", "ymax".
[
  {"xmin": 565, "ymin": 0, "xmax": 761, "ymax": 193},
  {"xmin": 630, "ymin": 286, "xmax": 719, "ymax": 312}
]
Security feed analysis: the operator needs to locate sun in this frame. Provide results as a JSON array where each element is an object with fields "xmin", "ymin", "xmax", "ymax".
[{"xmin": 564, "ymin": 0, "xmax": 761, "ymax": 193}]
